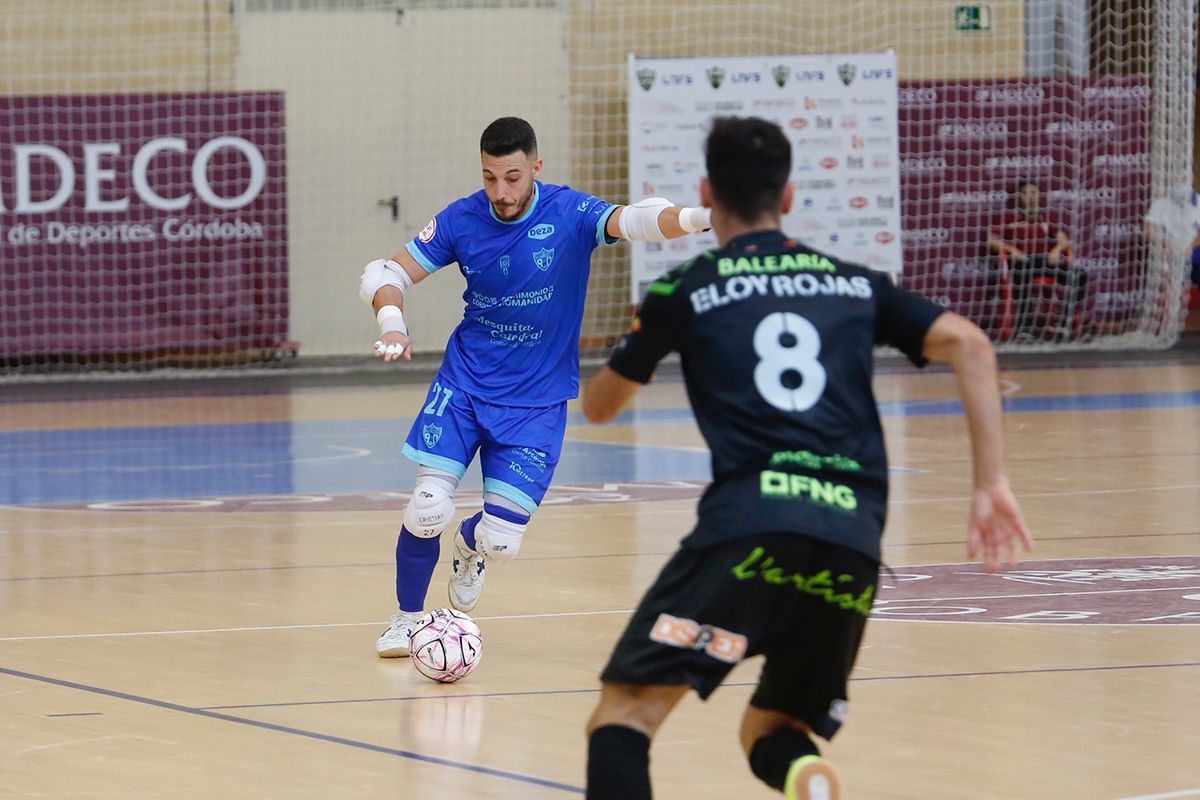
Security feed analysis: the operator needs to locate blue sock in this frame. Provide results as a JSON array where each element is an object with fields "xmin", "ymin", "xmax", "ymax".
[
  {"xmin": 458, "ymin": 512, "xmax": 482, "ymax": 551},
  {"xmin": 396, "ymin": 526, "xmax": 440, "ymax": 612},
  {"xmin": 459, "ymin": 504, "xmax": 530, "ymax": 552},
  {"xmin": 483, "ymin": 502, "xmax": 530, "ymax": 525}
]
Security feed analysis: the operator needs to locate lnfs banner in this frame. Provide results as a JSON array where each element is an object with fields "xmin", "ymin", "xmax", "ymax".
[{"xmin": 627, "ymin": 52, "xmax": 902, "ymax": 301}]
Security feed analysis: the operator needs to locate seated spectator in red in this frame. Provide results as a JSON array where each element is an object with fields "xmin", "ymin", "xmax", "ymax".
[{"xmin": 987, "ymin": 179, "xmax": 1081, "ymax": 339}]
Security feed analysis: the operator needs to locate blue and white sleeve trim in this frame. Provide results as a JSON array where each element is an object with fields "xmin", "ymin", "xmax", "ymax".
[
  {"xmin": 405, "ymin": 241, "xmax": 447, "ymax": 274},
  {"xmin": 596, "ymin": 205, "xmax": 620, "ymax": 247}
]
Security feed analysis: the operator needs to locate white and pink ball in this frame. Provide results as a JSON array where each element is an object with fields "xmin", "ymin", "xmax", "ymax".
[{"xmin": 410, "ymin": 608, "xmax": 483, "ymax": 683}]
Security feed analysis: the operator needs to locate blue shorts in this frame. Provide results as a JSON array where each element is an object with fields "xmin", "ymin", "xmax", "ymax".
[{"xmin": 401, "ymin": 375, "xmax": 567, "ymax": 514}]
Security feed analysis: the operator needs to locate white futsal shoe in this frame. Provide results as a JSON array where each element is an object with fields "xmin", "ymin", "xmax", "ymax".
[
  {"xmin": 448, "ymin": 522, "xmax": 485, "ymax": 612},
  {"xmin": 375, "ymin": 610, "xmax": 424, "ymax": 658}
]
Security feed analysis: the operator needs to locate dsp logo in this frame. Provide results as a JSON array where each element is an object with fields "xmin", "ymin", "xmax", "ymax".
[
  {"xmin": 849, "ymin": 196, "xmax": 869, "ymax": 209},
  {"xmin": 875, "ymin": 231, "xmax": 896, "ymax": 244},
  {"xmin": 820, "ymin": 157, "xmax": 839, "ymax": 170},
  {"xmin": 649, "ymin": 613, "xmax": 747, "ymax": 664}
]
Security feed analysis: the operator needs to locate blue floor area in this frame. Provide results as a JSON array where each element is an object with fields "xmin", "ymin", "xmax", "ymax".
[
  {"xmin": 0, "ymin": 419, "xmax": 712, "ymax": 505},
  {"xmin": 1, "ymin": 389, "xmax": 1198, "ymax": 506}
]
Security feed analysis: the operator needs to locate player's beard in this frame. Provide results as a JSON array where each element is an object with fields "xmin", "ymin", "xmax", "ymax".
[{"xmin": 493, "ymin": 185, "xmax": 535, "ymax": 221}]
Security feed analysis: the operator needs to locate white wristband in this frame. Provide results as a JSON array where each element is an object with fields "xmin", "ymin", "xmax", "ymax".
[
  {"xmin": 376, "ymin": 304, "xmax": 408, "ymax": 336},
  {"xmin": 678, "ymin": 206, "xmax": 711, "ymax": 233}
]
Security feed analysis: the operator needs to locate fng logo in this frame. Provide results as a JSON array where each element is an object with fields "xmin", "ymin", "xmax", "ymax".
[{"xmin": 527, "ymin": 224, "xmax": 555, "ymax": 240}]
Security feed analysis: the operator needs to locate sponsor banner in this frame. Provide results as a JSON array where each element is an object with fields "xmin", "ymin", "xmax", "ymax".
[
  {"xmin": 629, "ymin": 52, "xmax": 901, "ymax": 299},
  {"xmin": 0, "ymin": 93, "xmax": 288, "ymax": 358},
  {"xmin": 899, "ymin": 76, "xmax": 1150, "ymax": 322}
]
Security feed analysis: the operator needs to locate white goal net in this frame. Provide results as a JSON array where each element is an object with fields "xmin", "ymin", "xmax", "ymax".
[{"xmin": 0, "ymin": 0, "xmax": 1195, "ymax": 378}]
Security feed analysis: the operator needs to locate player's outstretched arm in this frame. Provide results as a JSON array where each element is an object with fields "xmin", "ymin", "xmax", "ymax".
[
  {"xmin": 606, "ymin": 197, "xmax": 711, "ymax": 242},
  {"xmin": 921, "ymin": 312, "xmax": 1033, "ymax": 572},
  {"xmin": 358, "ymin": 249, "xmax": 428, "ymax": 363},
  {"xmin": 582, "ymin": 365, "xmax": 642, "ymax": 424}
]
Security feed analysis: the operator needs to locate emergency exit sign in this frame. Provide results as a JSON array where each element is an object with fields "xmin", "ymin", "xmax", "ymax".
[{"xmin": 955, "ymin": 5, "xmax": 992, "ymax": 30}]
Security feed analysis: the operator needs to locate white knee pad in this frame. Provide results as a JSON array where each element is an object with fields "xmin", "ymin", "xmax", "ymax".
[
  {"xmin": 476, "ymin": 511, "xmax": 528, "ymax": 562},
  {"xmin": 403, "ymin": 480, "xmax": 455, "ymax": 539}
]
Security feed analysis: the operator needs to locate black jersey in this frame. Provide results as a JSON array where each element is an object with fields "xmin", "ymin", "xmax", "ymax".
[{"xmin": 608, "ymin": 229, "xmax": 944, "ymax": 561}]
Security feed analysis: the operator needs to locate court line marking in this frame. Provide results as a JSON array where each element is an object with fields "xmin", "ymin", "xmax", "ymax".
[
  {"xmin": 7, "ymin": 578, "xmax": 1200, "ymax": 643},
  {"xmin": 0, "ymin": 665, "xmax": 584, "ymax": 795},
  {"xmin": 198, "ymin": 661, "xmax": 1200, "ymax": 711},
  {"xmin": 876, "ymin": 584, "xmax": 1200, "ymax": 603},
  {"xmin": 891, "ymin": 482, "xmax": 1200, "ymax": 505},
  {"xmin": 0, "ymin": 552, "xmax": 678, "ymax": 583},
  {"xmin": 4, "ymin": 478, "xmax": 1199, "ymax": 520},
  {"xmin": 1112, "ymin": 790, "xmax": 1200, "ymax": 800},
  {"xmin": 0, "ymin": 609, "xmax": 636, "ymax": 642},
  {"xmin": 7, "ymin": 734, "xmax": 165, "ymax": 755},
  {"xmin": 5, "ymin": 534, "xmax": 1197, "ymax": 585}
]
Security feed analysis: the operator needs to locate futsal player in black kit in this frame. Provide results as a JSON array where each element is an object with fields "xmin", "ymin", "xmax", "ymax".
[{"xmin": 581, "ymin": 117, "xmax": 1033, "ymax": 800}]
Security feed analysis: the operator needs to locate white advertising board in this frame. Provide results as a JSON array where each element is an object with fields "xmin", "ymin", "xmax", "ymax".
[{"xmin": 627, "ymin": 52, "xmax": 901, "ymax": 301}]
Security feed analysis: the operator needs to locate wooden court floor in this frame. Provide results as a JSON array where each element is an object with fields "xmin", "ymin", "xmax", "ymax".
[{"xmin": 1, "ymin": 347, "xmax": 1199, "ymax": 799}]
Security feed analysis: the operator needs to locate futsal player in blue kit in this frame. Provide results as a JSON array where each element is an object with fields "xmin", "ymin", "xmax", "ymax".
[{"xmin": 358, "ymin": 117, "xmax": 713, "ymax": 657}]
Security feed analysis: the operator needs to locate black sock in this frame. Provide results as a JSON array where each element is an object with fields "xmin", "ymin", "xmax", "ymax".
[
  {"xmin": 748, "ymin": 728, "xmax": 819, "ymax": 791},
  {"xmin": 586, "ymin": 724, "xmax": 652, "ymax": 800}
]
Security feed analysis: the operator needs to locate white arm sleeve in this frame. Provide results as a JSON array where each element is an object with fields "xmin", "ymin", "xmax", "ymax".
[
  {"xmin": 617, "ymin": 197, "xmax": 712, "ymax": 241},
  {"xmin": 617, "ymin": 197, "xmax": 673, "ymax": 242},
  {"xmin": 358, "ymin": 258, "xmax": 414, "ymax": 307}
]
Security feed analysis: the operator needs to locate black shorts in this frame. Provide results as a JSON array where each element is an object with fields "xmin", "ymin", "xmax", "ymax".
[{"xmin": 600, "ymin": 532, "xmax": 878, "ymax": 740}]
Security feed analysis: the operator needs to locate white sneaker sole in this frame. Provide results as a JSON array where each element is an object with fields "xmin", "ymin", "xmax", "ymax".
[{"xmin": 376, "ymin": 643, "xmax": 411, "ymax": 658}]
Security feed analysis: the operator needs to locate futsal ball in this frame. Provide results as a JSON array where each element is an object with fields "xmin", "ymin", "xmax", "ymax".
[{"xmin": 410, "ymin": 608, "xmax": 483, "ymax": 683}]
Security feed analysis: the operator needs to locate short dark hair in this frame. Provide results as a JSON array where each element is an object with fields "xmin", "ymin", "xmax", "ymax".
[
  {"xmin": 704, "ymin": 116, "xmax": 791, "ymax": 223},
  {"xmin": 480, "ymin": 117, "xmax": 538, "ymax": 157},
  {"xmin": 1011, "ymin": 178, "xmax": 1039, "ymax": 209}
]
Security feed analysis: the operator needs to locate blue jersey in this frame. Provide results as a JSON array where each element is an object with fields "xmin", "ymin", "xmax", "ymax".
[{"xmin": 406, "ymin": 182, "xmax": 618, "ymax": 405}]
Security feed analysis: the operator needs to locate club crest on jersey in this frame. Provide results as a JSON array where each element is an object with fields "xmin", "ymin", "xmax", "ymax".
[
  {"xmin": 533, "ymin": 247, "xmax": 555, "ymax": 271},
  {"xmin": 499, "ymin": 254, "xmax": 510, "ymax": 276},
  {"xmin": 418, "ymin": 217, "xmax": 437, "ymax": 243},
  {"xmin": 637, "ymin": 67, "xmax": 656, "ymax": 91},
  {"xmin": 837, "ymin": 62, "xmax": 856, "ymax": 86},
  {"xmin": 706, "ymin": 66, "xmax": 725, "ymax": 89},
  {"xmin": 528, "ymin": 223, "xmax": 555, "ymax": 240},
  {"xmin": 422, "ymin": 423, "xmax": 443, "ymax": 448},
  {"xmin": 772, "ymin": 65, "xmax": 790, "ymax": 88}
]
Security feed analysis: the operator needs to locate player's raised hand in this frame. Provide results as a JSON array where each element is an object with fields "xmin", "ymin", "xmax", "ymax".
[
  {"xmin": 374, "ymin": 330, "xmax": 412, "ymax": 362},
  {"xmin": 967, "ymin": 477, "xmax": 1032, "ymax": 573}
]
